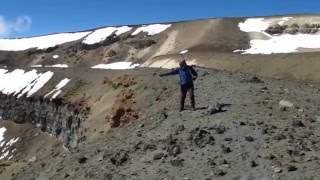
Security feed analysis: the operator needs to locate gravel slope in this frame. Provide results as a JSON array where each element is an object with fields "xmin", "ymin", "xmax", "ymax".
[{"xmin": 8, "ymin": 67, "xmax": 320, "ymax": 180}]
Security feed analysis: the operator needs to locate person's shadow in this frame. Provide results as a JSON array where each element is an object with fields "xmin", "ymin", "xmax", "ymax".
[{"xmin": 195, "ymin": 107, "xmax": 207, "ymax": 110}]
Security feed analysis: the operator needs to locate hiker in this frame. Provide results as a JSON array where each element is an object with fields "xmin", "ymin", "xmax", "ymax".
[{"xmin": 159, "ymin": 59, "xmax": 198, "ymax": 111}]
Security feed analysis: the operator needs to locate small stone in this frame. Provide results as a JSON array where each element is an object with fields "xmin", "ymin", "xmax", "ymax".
[
  {"xmin": 270, "ymin": 125, "xmax": 278, "ymax": 129},
  {"xmin": 64, "ymin": 173, "xmax": 70, "ymax": 178},
  {"xmin": 153, "ymin": 153, "xmax": 166, "ymax": 160},
  {"xmin": 28, "ymin": 156, "xmax": 37, "ymax": 163},
  {"xmin": 280, "ymin": 106, "xmax": 287, "ymax": 111},
  {"xmin": 304, "ymin": 157, "xmax": 312, "ymax": 162},
  {"xmin": 245, "ymin": 136, "xmax": 254, "ymax": 142},
  {"xmin": 287, "ymin": 165, "xmax": 297, "ymax": 172},
  {"xmin": 240, "ymin": 122, "xmax": 246, "ymax": 126},
  {"xmin": 215, "ymin": 169, "xmax": 226, "ymax": 176},
  {"xmin": 273, "ymin": 167, "xmax": 282, "ymax": 173},
  {"xmin": 218, "ymin": 159, "xmax": 228, "ymax": 165},
  {"xmin": 176, "ymin": 125, "xmax": 185, "ymax": 132},
  {"xmin": 170, "ymin": 159, "xmax": 183, "ymax": 167},
  {"xmin": 136, "ymin": 131, "xmax": 142, "ymax": 137},
  {"xmin": 207, "ymin": 158, "xmax": 216, "ymax": 166},
  {"xmin": 256, "ymin": 120, "xmax": 264, "ymax": 125},
  {"xmin": 287, "ymin": 149, "xmax": 304, "ymax": 157},
  {"xmin": 221, "ymin": 146, "xmax": 231, "ymax": 154},
  {"xmin": 186, "ymin": 134, "xmax": 193, "ymax": 141},
  {"xmin": 110, "ymin": 151, "xmax": 128, "ymax": 165},
  {"xmin": 250, "ymin": 160, "xmax": 258, "ymax": 167},
  {"xmin": 215, "ymin": 126, "xmax": 226, "ymax": 134},
  {"xmin": 279, "ymin": 100, "xmax": 294, "ymax": 109},
  {"xmin": 167, "ymin": 145, "xmax": 181, "ymax": 157},
  {"xmin": 306, "ymin": 117, "xmax": 316, "ymax": 123},
  {"xmin": 97, "ymin": 156, "xmax": 104, "ymax": 162},
  {"xmin": 261, "ymin": 128, "xmax": 268, "ymax": 134},
  {"xmin": 261, "ymin": 86, "xmax": 269, "ymax": 92},
  {"xmin": 175, "ymin": 125, "xmax": 185, "ymax": 134},
  {"xmin": 292, "ymin": 119, "xmax": 304, "ymax": 127},
  {"xmin": 273, "ymin": 133, "xmax": 286, "ymax": 140},
  {"xmin": 104, "ymin": 173, "xmax": 113, "ymax": 180},
  {"xmin": 77, "ymin": 156, "xmax": 88, "ymax": 164}
]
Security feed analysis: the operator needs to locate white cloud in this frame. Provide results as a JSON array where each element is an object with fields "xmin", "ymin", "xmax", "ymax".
[
  {"xmin": 0, "ymin": 16, "xmax": 10, "ymax": 37},
  {"xmin": 0, "ymin": 15, "xmax": 32, "ymax": 38},
  {"xmin": 14, "ymin": 16, "xmax": 32, "ymax": 32}
]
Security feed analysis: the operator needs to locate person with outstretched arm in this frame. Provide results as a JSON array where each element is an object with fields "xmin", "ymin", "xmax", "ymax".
[{"xmin": 159, "ymin": 59, "xmax": 198, "ymax": 112}]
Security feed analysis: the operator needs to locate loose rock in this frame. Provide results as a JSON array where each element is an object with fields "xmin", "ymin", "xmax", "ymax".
[
  {"xmin": 170, "ymin": 159, "xmax": 184, "ymax": 167},
  {"xmin": 77, "ymin": 156, "xmax": 88, "ymax": 164},
  {"xmin": 279, "ymin": 100, "xmax": 294, "ymax": 110},
  {"xmin": 153, "ymin": 153, "xmax": 167, "ymax": 160},
  {"xmin": 287, "ymin": 165, "xmax": 298, "ymax": 172},
  {"xmin": 245, "ymin": 136, "xmax": 254, "ymax": 142},
  {"xmin": 292, "ymin": 119, "xmax": 304, "ymax": 127}
]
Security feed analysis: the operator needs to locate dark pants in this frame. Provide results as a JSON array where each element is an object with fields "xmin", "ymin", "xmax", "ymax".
[{"xmin": 180, "ymin": 83, "xmax": 195, "ymax": 110}]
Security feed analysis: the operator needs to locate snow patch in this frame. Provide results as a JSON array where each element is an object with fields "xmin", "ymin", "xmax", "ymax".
[
  {"xmin": 115, "ymin": 26, "xmax": 132, "ymax": 36},
  {"xmin": 236, "ymin": 33, "xmax": 320, "ymax": 54},
  {"xmin": 238, "ymin": 18, "xmax": 270, "ymax": 33},
  {"xmin": 53, "ymin": 55, "xmax": 59, "ymax": 59},
  {"xmin": 91, "ymin": 62, "xmax": 140, "ymax": 70},
  {"xmin": 31, "ymin": 65, "xmax": 42, "ymax": 68},
  {"xmin": 0, "ymin": 69, "xmax": 38, "ymax": 95},
  {"xmin": 7, "ymin": 137, "xmax": 19, "ymax": 147},
  {"xmin": 0, "ymin": 127, "xmax": 6, "ymax": 144},
  {"xmin": 0, "ymin": 151, "xmax": 9, "ymax": 160},
  {"xmin": 15, "ymin": 71, "xmax": 53, "ymax": 98},
  {"xmin": 83, "ymin": 26, "xmax": 132, "ymax": 45},
  {"xmin": 0, "ymin": 68, "xmax": 53, "ymax": 98},
  {"xmin": 132, "ymin": 24, "xmax": 171, "ymax": 36},
  {"xmin": 51, "ymin": 90, "xmax": 62, "ymax": 99},
  {"xmin": 45, "ymin": 64, "xmax": 68, "ymax": 68},
  {"xmin": 180, "ymin": 50, "xmax": 188, "ymax": 54},
  {"xmin": 0, "ymin": 32, "xmax": 91, "ymax": 51},
  {"xmin": 278, "ymin": 17, "xmax": 292, "ymax": 25},
  {"xmin": 44, "ymin": 78, "xmax": 70, "ymax": 99},
  {"xmin": 0, "ymin": 128, "xmax": 19, "ymax": 160}
]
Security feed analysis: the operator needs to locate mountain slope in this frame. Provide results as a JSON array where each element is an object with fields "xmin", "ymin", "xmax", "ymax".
[
  {"xmin": 0, "ymin": 14, "xmax": 320, "ymax": 179},
  {"xmin": 5, "ymin": 67, "xmax": 320, "ymax": 180},
  {"xmin": 0, "ymin": 14, "xmax": 320, "ymax": 83}
]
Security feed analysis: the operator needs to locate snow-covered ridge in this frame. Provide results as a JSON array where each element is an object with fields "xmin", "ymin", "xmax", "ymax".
[
  {"xmin": 235, "ymin": 17, "xmax": 320, "ymax": 54},
  {"xmin": 83, "ymin": 26, "xmax": 132, "ymax": 45},
  {"xmin": 0, "ymin": 68, "xmax": 53, "ymax": 98},
  {"xmin": 91, "ymin": 62, "xmax": 140, "ymax": 70},
  {"xmin": 132, "ymin": 24, "xmax": 171, "ymax": 36},
  {"xmin": 0, "ymin": 23, "xmax": 171, "ymax": 51},
  {"xmin": 0, "ymin": 32, "xmax": 91, "ymax": 51}
]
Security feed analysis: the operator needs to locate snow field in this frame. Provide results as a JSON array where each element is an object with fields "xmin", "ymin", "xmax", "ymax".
[
  {"xmin": 235, "ymin": 17, "xmax": 320, "ymax": 54},
  {"xmin": 91, "ymin": 62, "xmax": 140, "ymax": 70}
]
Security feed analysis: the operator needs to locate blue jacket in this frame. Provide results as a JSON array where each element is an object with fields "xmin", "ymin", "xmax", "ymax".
[{"xmin": 161, "ymin": 66, "xmax": 198, "ymax": 85}]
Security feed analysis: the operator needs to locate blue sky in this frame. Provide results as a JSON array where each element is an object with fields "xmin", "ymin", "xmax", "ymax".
[{"xmin": 1, "ymin": 0, "xmax": 320, "ymax": 38}]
